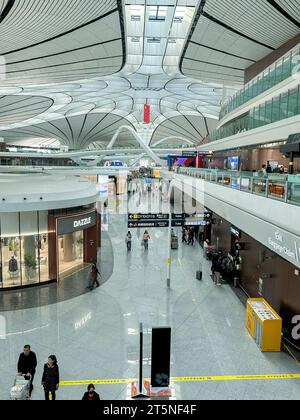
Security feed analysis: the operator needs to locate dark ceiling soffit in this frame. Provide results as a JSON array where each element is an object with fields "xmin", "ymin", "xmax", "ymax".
[
  {"xmin": 179, "ymin": 0, "xmax": 206, "ymax": 74},
  {"xmin": 117, "ymin": 0, "xmax": 127, "ymax": 71},
  {"xmin": 3, "ymin": 7, "xmax": 119, "ymax": 56},
  {"xmin": 266, "ymin": 0, "xmax": 300, "ymax": 28},
  {"xmin": 0, "ymin": 0, "xmax": 15, "ymax": 24}
]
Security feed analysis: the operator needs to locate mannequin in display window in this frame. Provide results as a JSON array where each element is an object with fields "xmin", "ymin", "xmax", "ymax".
[{"xmin": 9, "ymin": 256, "xmax": 18, "ymax": 277}]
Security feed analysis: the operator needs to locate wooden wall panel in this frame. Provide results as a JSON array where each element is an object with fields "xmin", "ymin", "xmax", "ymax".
[
  {"xmin": 245, "ymin": 33, "xmax": 300, "ymax": 83},
  {"xmin": 48, "ymin": 215, "xmax": 57, "ymax": 281}
]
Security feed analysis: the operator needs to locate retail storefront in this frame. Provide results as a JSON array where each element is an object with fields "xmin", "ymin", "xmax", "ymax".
[
  {"xmin": 0, "ymin": 207, "xmax": 101, "ymax": 289},
  {"xmin": 210, "ymin": 211, "xmax": 300, "ymax": 350}
]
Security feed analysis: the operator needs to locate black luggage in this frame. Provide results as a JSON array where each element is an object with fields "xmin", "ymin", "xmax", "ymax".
[
  {"xmin": 196, "ymin": 271, "xmax": 202, "ymax": 281},
  {"xmin": 171, "ymin": 236, "xmax": 179, "ymax": 250}
]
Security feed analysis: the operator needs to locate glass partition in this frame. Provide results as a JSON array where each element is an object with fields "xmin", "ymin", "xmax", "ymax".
[
  {"xmin": 177, "ymin": 168, "xmax": 300, "ymax": 207},
  {"xmin": 20, "ymin": 212, "xmax": 39, "ymax": 286},
  {"xmin": 39, "ymin": 211, "xmax": 50, "ymax": 283},
  {"xmin": 0, "ymin": 211, "xmax": 51, "ymax": 289},
  {"xmin": 0, "ymin": 213, "xmax": 21, "ymax": 288},
  {"xmin": 209, "ymin": 85, "xmax": 300, "ymax": 142},
  {"xmin": 220, "ymin": 44, "xmax": 300, "ymax": 119},
  {"xmin": 267, "ymin": 176, "xmax": 286, "ymax": 201}
]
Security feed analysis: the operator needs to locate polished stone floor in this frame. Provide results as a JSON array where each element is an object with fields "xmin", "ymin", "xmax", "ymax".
[{"xmin": 1, "ymin": 190, "xmax": 300, "ymax": 400}]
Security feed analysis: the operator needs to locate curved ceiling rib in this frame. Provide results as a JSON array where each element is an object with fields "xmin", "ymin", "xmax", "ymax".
[
  {"xmin": 266, "ymin": 0, "xmax": 300, "ymax": 28},
  {"xmin": 150, "ymin": 114, "xmax": 217, "ymax": 148},
  {"xmin": 107, "ymin": 125, "xmax": 163, "ymax": 165},
  {"xmin": 0, "ymin": 1, "xmax": 298, "ymax": 151},
  {"xmin": 0, "ymin": 0, "xmax": 126, "ymax": 85},
  {"xmin": 180, "ymin": 0, "xmax": 300, "ymax": 85},
  {"xmin": 0, "ymin": 0, "xmax": 15, "ymax": 24}
]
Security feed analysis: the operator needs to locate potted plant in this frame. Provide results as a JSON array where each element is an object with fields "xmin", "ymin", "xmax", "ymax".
[
  {"xmin": 9, "ymin": 239, "xmax": 19, "ymax": 257},
  {"xmin": 24, "ymin": 254, "xmax": 37, "ymax": 281}
]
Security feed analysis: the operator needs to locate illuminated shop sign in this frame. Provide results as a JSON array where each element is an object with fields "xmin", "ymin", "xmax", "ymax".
[
  {"xmin": 74, "ymin": 217, "xmax": 92, "ymax": 229},
  {"xmin": 57, "ymin": 211, "xmax": 97, "ymax": 235}
]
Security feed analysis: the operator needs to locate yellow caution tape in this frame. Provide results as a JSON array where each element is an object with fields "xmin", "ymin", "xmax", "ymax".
[
  {"xmin": 171, "ymin": 374, "xmax": 300, "ymax": 382},
  {"xmin": 60, "ymin": 373, "xmax": 300, "ymax": 387}
]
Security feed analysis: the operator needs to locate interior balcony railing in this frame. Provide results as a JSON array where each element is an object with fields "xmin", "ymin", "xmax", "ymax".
[
  {"xmin": 220, "ymin": 44, "xmax": 300, "ymax": 120},
  {"xmin": 177, "ymin": 167, "xmax": 300, "ymax": 207},
  {"xmin": 207, "ymin": 84, "xmax": 300, "ymax": 143}
]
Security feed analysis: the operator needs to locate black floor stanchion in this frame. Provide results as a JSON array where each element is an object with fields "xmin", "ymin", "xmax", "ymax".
[{"xmin": 132, "ymin": 323, "xmax": 149, "ymax": 399}]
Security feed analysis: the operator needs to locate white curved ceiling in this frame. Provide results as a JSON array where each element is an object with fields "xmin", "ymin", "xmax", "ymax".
[
  {"xmin": 181, "ymin": 0, "xmax": 300, "ymax": 84},
  {"xmin": 0, "ymin": 0, "xmax": 298, "ymax": 151}
]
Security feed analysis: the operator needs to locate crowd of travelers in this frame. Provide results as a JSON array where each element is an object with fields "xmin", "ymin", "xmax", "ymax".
[{"xmin": 203, "ymin": 240, "xmax": 242, "ymax": 286}]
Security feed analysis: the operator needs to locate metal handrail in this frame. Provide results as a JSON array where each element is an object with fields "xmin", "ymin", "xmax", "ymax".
[{"xmin": 177, "ymin": 168, "xmax": 300, "ymax": 207}]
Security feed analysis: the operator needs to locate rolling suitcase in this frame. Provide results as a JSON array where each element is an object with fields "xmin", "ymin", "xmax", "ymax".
[
  {"xmin": 196, "ymin": 271, "xmax": 203, "ymax": 281},
  {"xmin": 171, "ymin": 236, "xmax": 179, "ymax": 250}
]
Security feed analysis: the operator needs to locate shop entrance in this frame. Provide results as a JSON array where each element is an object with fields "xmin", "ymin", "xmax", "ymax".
[
  {"xmin": 58, "ymin": 230, "xmax": 85, "ymax": 279},
  {"xmin": 48, "ymin": 209, "xmax": 100, "ymax": 282}
]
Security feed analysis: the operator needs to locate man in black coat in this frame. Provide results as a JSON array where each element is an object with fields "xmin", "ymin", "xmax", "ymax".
[{"xmin": 17, "ymin": 345, "xmax": 37, "ymax": 396}]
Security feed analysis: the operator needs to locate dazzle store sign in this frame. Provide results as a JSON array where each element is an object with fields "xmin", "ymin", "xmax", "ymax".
[
  {"xmin": 268, "ymin": 231, "xmax": 299, "ymax": 266},
  {"xmin": 57, "ymin": 212, "xmax": 97, "ymax": 235}
]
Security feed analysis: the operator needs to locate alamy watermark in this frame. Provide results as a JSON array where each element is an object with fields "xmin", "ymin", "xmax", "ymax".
[
  {"xmin": 103, "ymin": 177, "xmax": 206, "ymax": 216},
  {"xmin": 292, "ymin": 315, "xmax": 300, "ymax": 340},
  {"xmin": 0, "ymin": 315, "xmax": 6, "ymax": 340},
  {"xmin": 292, "ymin": 54, "xmax": 300, "ymax": 81}
]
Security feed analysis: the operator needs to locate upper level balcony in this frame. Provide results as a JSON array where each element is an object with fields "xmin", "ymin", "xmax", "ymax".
[
  {"xmin": 177, "ymin": 167, "xmax": 300, "ymax": 208},
  {"xmin": 206, "ymin": 84, "xmax": 300, "ymax": 144},
  {"xmin": 220, "ymin": 44, "xmax": 300, "ymax": 121}
]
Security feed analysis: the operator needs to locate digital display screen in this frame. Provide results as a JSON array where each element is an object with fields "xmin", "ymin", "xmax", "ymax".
[
  {"xmin": 227, "ymin": 156, "xmax": 239, "ymax": 171},
  {"xmin": 97, "ymin": 175, "xmax": 109, "ymax": 198}
]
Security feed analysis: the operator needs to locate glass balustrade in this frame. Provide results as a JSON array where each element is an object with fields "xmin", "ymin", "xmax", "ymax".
[
  {"xmin": 208, "ymin": 84, "xmax": 300, "ymax": 142},
  {"xmin": 177, "ymin": 168, "xmax": 300, "ymax": 207},
  {"xmin": 220, "ymin": 44, "xmax": 300, "ymax": 120}
]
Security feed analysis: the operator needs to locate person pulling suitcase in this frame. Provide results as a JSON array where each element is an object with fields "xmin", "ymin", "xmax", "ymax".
[
  {"xmin": 17, "ymin": 345, "xmax": 37, "ymax": 397},
  {"xmin": 88, "ymin": 264, "xmax": 100, "ymax": 290}
]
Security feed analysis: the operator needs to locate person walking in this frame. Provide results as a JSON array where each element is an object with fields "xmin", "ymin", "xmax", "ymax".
[
  {"xmin": 182, "ymin": 228, "xmax": 188, "ymax": 244},
  {"xmin": 42, "ymin": 355, "xmax": 59, "ymax": 401},
  {"xmin": 143, "ymin": 231, "xmax": 150, "ymax": 251},
  {"xmin": 203, "ymin": 239, "xmax": 210, "ymax": 259},
  {"xmin": 212, "ymin": 253, "xmax": 222, "ymax": 286},
  {"xmin": 126, "ymin": 232, "xmax": 132, "ymax": 252},
  {"xmin": 82, "ymin": 384, "xmax": 101, "ymax": 401},
  {"xmin": 188, "ymin": 228, "xmax": 195, "ymax": 246},
  {"xmin": 88, "ymin": 264, "xmax": 100, "ymax": 290},
  {"xmin": 17, "ymin": 345, "xmax": 37, "ymax": 396}
]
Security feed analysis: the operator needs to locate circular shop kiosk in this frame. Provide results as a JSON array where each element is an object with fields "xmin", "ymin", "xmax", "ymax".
[{"xmin": 0, "ymin": 174, "xmax": 100, "ymax": 289}]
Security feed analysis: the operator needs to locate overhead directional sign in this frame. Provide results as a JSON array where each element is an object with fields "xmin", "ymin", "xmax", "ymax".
[
  {"xmin": 128, "ymin": 221, "xmax": 170, "ymax": 229},
  {"xmin": 185, "ymin": 220, "xmax": 210, "ymax": 227},
  {"xmin": 128, "ymin": 213, "xmax": 169, "ymax": 221},
  {"xmin": 172, "ymin": 220, "xmax": 185, "ymax": 227},
  {"xmin": 171, "ymin": 211, "xmax": 212, "ymax": 227},
  {"xmin": 172, "ymin": 213, "xmax": 189, "ymax": 220}
]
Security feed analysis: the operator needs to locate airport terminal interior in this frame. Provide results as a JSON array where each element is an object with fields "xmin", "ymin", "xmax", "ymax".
[{"xmin": 0, "ymin": 0, "xmax": 300, "ymax": 401}]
